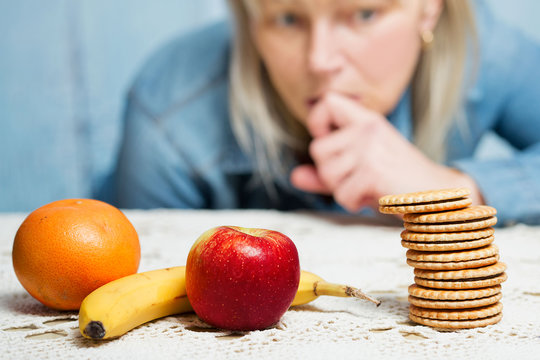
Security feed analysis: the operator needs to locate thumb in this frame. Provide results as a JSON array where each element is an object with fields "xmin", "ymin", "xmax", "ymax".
[{"xmin": 290, "ymin": 164, "xmax": 332, "ymax": 195}]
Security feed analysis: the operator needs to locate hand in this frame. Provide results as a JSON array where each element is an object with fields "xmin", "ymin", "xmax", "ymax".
[{"xmin": 290, "ymin": 93, "xmax": 484, "ymax": 212}]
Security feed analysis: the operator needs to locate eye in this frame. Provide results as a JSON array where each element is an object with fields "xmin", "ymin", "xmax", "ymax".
[
  {"xmin": 353, "ymin": 9, "xmax": 377, "ymax": 23},
  {"xmin": 275, "ymin": 12, "xmax": 299, "ymax": 27}
]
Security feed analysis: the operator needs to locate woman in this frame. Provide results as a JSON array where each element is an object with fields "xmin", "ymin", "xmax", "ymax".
[{"xmin": 115, "ymin": 0, "xmax": 540, "ymax": 225}]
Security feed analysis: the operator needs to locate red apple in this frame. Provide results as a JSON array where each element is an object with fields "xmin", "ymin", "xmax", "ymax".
[{"xmin": 185, "ymin": 226, "xmax": 300, "ymax": 331}]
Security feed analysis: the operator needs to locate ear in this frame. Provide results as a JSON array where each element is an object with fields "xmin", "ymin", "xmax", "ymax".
[{"xmin": 418, "ymin": 0, "xmax": 444, "ymax": 33}]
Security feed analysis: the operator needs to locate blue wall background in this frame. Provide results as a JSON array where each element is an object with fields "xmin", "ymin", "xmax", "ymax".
[
  {"xmin": 0, "ymin": 0, "xmax": 539, "ymax": 212},
  {"xmin": 0, "ymin": 0, "xmax": 226, "ymax": 211}
]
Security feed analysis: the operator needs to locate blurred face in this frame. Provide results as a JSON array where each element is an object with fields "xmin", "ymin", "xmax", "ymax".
[{"xmin": 250, "ymin": 0, "xmax": 442, "ymax": 122}]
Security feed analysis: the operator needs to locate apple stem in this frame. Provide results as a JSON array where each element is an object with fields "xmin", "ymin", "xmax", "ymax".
[{"xmin": 315, "ymin": 281, "xmax": 381, "ymax": 306}]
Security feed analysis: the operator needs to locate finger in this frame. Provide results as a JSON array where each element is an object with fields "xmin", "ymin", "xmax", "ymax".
[
  {"xmin": 325, "ymin": 93, "xmax": 378, "ymax": 129},
  {"xmin": 306, "ymin": 100, "xmax": 332, "ymax": 138},
  {"xmin": 290, "ymin": 164, "xmax": 332, "ymax": 195},
  {"xmin": 309, "ymin": 127, "xmax": 353, "ymax": 164},
  {"xmin": 315, "ymin": 150, "xmax": 356, "ymax": 191},
  {"xmin": 308, "ymin": 93, "xmax": 386, "ymax": 140},
  {"xmin": 333, "ymin": 170, "xmax": 374, "ymax": 213}
]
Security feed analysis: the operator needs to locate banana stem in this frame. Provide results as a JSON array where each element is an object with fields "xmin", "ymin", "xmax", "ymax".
[{"xmin": 314, "ymin": 281, "xmax": 381, "ymax": 306}]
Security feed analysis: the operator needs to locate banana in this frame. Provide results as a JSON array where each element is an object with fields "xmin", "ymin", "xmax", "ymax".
[
  {"xmin": 79, "ymin": 266, "xmax": 380, "ymax": 340},
  {"xmin": 79, "ymin": 266, "xmax": 192, "ymax": 340}
]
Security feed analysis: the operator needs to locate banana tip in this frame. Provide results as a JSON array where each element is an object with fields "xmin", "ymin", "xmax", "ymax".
[{"xmin": 84, "ymin": 321, "xmax": 106, "ymax": 340}]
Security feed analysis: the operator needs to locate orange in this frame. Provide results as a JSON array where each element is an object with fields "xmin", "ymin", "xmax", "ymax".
[{"xmin": 12, "ymin": 199, "xmax": 140, "ymax": 310}]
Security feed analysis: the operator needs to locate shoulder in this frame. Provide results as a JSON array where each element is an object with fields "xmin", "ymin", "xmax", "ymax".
[
  {"xmin": 122, "ymin": 21, "xmax": 252, "ymax": 176},
  {"xmin": 129, "ymin": 21, "xmax": 231, "ymax": 117}
]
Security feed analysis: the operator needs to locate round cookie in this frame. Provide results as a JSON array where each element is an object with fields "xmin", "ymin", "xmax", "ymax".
[
  {"xmin": 414, "ymin": 262, "xmax": 507, "ymax": 280},
  {"xmin": 401, "ymin": 235, "xmax": 495, "ymax": 251},
  {"xmin": 408, "ymin": 284, "xmax": 502, "ymax": 300},
  {"xmin": 379, "ymin": 198, "xmax": 472, "ymax": 214},
  {"xmin": 379, "ymin": 188, "xmax": 471, "ymax": 205},
  {"xmin": 403, "ymin": 205, "xmax": 497, "ymax": 224},
  {"xmin": 409, "ymin": 312, "xmax": 502, "ymax": 329},
  {"xmin": 379, "ymin": 188, "xmax": 471, "ymax": 214},
  {"xmin": 409, "ymin": 302, "xmax": 502, "ymax": 321},
  {"xmin": 414, "ymin": 272, "xmax": 508, "ymax": 289},
  {"xmin": 406, "ymin": 244, "xmax": 498, "ymax": 262},
  {"xmin": 404, "ymin": 217, "xmax": 497, "ymax": 233},
  {"xmin": 407, "ymin": 254, "xmax": 499, "ymax": 270},
  {"xmin": 400, "ymin": 228, "xmax": 495, "ymax": 242},
  {"xmin": 408, "ymin": 293, "xmax": 502, "ymax": 309}
]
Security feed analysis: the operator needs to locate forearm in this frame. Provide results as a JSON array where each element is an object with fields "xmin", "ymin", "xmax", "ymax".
[{"xmin": 452, "ymin": 155, "xmax": 540, "ymax": 226}]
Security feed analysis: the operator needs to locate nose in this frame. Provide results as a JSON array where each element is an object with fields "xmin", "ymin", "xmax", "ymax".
[{"xmin": 308, "ymin": 22, "xmax": 344, "ymax": 75}]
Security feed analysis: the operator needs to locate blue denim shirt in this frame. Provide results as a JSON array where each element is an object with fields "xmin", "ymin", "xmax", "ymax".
[{"xmin": 116, "ymin": 2, "xmax": 540, "ymax": 225}]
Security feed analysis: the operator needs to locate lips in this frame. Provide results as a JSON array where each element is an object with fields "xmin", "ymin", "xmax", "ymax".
[{"xmin": 306, "ymin": 92, "xmax": 360, "ymax": 108}]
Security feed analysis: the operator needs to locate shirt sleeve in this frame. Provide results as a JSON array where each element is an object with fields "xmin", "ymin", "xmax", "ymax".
[
  {"xmin": 453, "ymin": 148, "xmax": 540, "ymax": 226},
  {"xmin": 452, "ymin": 22, "xmax": 540, "ymax": 226},
  {"xmin": 114, "ymin": 92, "xmax": 208, "ymax": 209}
]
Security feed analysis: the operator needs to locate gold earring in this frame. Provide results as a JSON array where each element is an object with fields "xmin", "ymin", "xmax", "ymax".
[{"xmin": 421, "ymin": 30, "xmax": 434, "ymax": 50}]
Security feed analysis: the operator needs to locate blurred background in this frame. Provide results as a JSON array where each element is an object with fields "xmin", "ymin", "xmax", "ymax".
[{"xmin": 1, "ymin": 0, "xmax": 539, "ymax": 212}]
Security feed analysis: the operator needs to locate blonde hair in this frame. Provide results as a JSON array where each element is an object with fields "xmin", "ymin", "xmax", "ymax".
[
  {"xmin": 227, "ymin": 1, "xmax": 477, "ymax": 185},
  {"xmin": 413, "ymin": 1, "xmax": 477, "ymax": 162}
]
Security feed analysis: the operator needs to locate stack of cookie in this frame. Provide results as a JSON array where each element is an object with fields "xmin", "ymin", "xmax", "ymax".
[{"xmin": 379, "ymin": 188, "xmax": 507, "ymax": 330}]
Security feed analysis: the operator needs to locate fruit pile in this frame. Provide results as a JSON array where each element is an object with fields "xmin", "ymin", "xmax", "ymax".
[
  {"xmin": 79, "ymin": 226, "xmax": 379, "ymax": 339},
  {"xmin": 12, "ymin": 199, "xmax": 380, "ymax": 340},
  {"xmin": 379, "ymin": 188, "xmax": 507, "ymax": 329}
]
